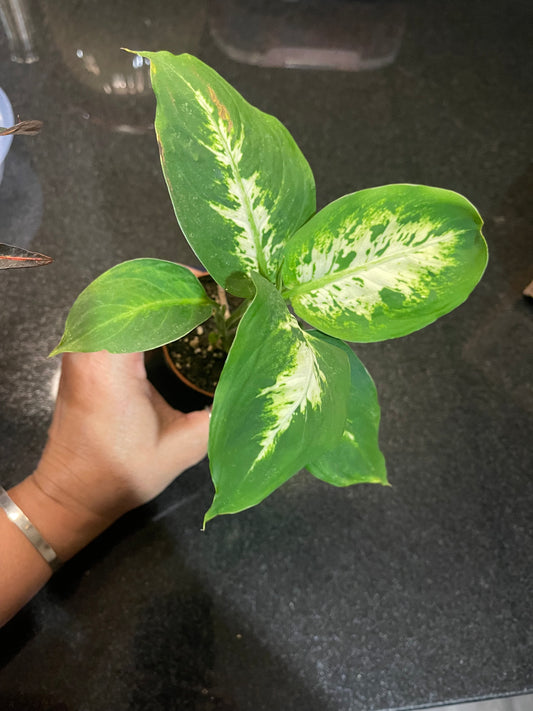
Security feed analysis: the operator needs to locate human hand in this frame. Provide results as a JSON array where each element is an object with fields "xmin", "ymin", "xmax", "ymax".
[
  {"xmin": 38, "ymin": 350, "xmax": 209, "ymax": 519},
  {"xmin": 1, "ymin": 350, "xmax": 209, "ymax": 623},
  {"xmin": 12, "ymin": 351, "xmax": 209, "ymax": 561}
]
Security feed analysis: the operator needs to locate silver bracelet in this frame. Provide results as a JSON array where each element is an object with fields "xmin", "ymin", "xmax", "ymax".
[{"xmin": 0, "ymin": 485, "xmax": 63, "ymax": 572}]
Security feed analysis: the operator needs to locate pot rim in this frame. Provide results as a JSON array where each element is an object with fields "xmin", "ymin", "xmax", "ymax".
[
  {"xmin": 162, "ymin": 342, "xmax": 215, "ymax": 399},
  {"xmin": 162, "ymin": 265, "xmax": 216, "ymax": 398}
]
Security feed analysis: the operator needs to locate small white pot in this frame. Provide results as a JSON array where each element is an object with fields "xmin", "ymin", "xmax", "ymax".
[{"xmin": 0, "ymin": 87, "xmax": 15, "ymax": 185}]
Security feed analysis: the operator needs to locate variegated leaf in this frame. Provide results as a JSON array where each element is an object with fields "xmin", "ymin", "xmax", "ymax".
[
  {"xmin": 306, "ymin": 332, "xmax": 387, "ymax": 486},
  {"xmin": 205, "ymin": 273, "xmax": 350, "ymax": 525},
  {"xmin": 282, "ymin": 184, "xmax": 488, "ymax": 342},
  {"xmin": 137, "ymin": 51, "xmax": 315, "ymax": 296},
  {"xmin": 51, "ymin": 259, "xmax": 214, "ymax": 355}
]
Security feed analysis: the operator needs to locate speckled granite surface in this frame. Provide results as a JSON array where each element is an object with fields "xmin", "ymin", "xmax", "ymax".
[{"xmin": 0, "ymin": 1, "xmax": 531, "ymax": 709}]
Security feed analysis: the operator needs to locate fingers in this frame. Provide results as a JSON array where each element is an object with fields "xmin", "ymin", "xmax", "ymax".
[
  {"xmin": 46, "ymin": 350, "xmax": 211, "ymax": 512},
  {"xmin": 57, "ymin": 350, "xmax": 210, "ymax": 471}
]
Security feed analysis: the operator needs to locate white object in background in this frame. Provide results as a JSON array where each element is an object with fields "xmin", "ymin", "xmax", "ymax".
[
  {"xmin": 0, "ymin": 86, "xmax": 15, "ymax": 185},
  {"xmin": 427, "ymin": 695, "xmax": 533, "ymax": 711},
  {"xmin": 0, "ymin": 0, "xmax": 39, "ymax": 64}
]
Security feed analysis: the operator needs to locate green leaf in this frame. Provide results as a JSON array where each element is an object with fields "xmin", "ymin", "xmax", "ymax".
[
  {"xmin": 282, "ymin": 184, "xmax": 488, "ymax": 342},
  {"xmin": 305, "ymin": 332, "xmax": 387, "ymax": 487},
  {"xmin": 205, "ymin": 273, "xmax": 350, "ymax": 525},
  {"xmin": 138, "ymin": 51, "xmax": 316, "ymax": 295},
  {"xmin": 50, "ymin": 259, "xmax": 213, "ymax": 355}
]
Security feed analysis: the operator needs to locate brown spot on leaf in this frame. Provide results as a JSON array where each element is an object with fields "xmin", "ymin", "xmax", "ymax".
[{"xmin": 207, "ymin": 86, "xmax": 233, "ymax": 132}]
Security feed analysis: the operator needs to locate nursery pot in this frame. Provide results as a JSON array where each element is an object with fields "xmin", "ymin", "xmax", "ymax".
[
  {"xmin": 162, "ymin": 342, "xmax": 216, "ymax": 399},
  {"xmin": 145, "ymin": 271, "xmax": 242, "ymax": 412}
]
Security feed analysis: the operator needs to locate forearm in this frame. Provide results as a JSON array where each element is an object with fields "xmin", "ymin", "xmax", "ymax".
[{"xmin": 0, "ymin": 471, "xmax": 113, "ymax": 627}]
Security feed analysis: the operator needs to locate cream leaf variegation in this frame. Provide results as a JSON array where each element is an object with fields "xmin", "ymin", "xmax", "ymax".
[
  {"xmin": 254, "ymin": 328, "xmax": 327, "ymax": 464},
  {"xmin": 282, "ymin": 184, "xmax": 488, "ymax": 342},
  {"xmin": 205, "ymin": 274, "xmax": 350, "ymax": 524},
  {"xmin": 139, "ymin": 51, "xmax": 315, "ymax": 296},
  {"xmin": 188, "ymin": 82, "xmax": 275, "ymax": 274}
]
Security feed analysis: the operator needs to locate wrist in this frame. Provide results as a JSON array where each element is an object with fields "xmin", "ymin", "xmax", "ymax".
[{"xmin": 9, "ymin": 471, "xmax": 114, "ymax": 563}]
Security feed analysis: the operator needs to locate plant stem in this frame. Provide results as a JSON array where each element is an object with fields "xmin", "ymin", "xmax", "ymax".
[
  {"xmin": 217, "ymin": 285, "xmax": 231, "ymax": 319},
  {"xmin": 213, "ymin": 303, "xmax": 231, "ymax": 352},
  {"xmin": 225, "ymin": 298, "xmax": 250, "ymax": 329},
  {"xmin": 212, "ymin": 289, "xmax": 251, "ymax": 354}
]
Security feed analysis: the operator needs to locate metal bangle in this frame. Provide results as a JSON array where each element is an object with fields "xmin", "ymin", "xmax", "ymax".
[{"xmin": 0, "ymin": 485, "xmax": 62, "ymax": 572}]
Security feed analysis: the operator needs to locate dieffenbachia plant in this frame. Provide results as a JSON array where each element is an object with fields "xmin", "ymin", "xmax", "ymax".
[{"xmin": 51, "ymin": 52, "xmax": 488, "ymax": 526}]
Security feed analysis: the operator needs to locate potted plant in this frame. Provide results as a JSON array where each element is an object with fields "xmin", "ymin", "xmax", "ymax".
[{"xmin": 51, "ymin": 52, "xmax": 488, "ymax": 527}]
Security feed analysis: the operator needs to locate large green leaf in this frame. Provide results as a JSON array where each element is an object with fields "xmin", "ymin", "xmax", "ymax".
[
  {"xmin": 282, "ymin": 184, "xmax": 488, "ymax": 342},
  {"xmin": 305, "ymin": 332, "xmax": 387, "ymax": 487},
  {"xmin": 50, "ymin": 259, "xmax": 214, "ymax": 355},
  {"xmin": 138, "ymin": 51, "xmax": 316, "ymax": 295},
  {"xmin": 205, "ymin": 273, "xmax": 350, "ymax": 525}
]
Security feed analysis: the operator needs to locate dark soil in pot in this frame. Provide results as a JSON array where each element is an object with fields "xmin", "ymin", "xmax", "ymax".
[{"xmin": 145, "ymin": 273, "xmax": 243, "ymax": 412}]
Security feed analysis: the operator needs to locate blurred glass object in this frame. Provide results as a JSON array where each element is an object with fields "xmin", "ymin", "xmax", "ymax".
[
  {"xmin": 41, "ymin": 0, "xmax": 207, "ymax": 132},
  {"xmin": 0, "ymin": 86, "xmax": 14, "ymax": 185},
  {"xmin": 0, "ymin": 0, "xmax": 39, "ymax": 63},
  {"xmin": 209, "ymin": 0, "xmax": 406, "ymax": 71},
  {"xmin": 0, "ymin": 147, "xmax": 43, "ymax": 249}
]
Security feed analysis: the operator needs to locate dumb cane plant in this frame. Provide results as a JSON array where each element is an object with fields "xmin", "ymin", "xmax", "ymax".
[{"xmin": 51, "ymin": 52, "xmax": 488, "ymax": 526}]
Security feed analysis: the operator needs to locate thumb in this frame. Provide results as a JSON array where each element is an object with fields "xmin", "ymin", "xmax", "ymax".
[{"xmin": 160, "ymin": 407, "xmax": 211, "ymax": 474}]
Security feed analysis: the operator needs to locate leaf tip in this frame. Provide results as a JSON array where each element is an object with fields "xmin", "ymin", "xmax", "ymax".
[
  {"xmin": 202, "ymin": 507, "xmax": 217, "ymax": 530},
  {"xmin": 203, "ymin": 491, "xmax": 232, "ymax": 527},
  {"xmin": 373, "ymin": 462, "xmax": 389, "ymax": 487},
  {"xmin": 121, "ymin": 48, "xmax": 153, "ymax": 64},
  {"xmin": 48, "ymin": 343, "xmax": 63, "ymax": 358}
]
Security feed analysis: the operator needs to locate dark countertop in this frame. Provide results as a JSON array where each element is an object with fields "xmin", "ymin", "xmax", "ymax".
[{"xmin": 0, "ymin": 1, "xmax": 531, "ymax": 709}]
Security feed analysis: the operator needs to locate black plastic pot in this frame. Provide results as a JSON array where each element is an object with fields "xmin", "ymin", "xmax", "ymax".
[{"xmin": 144, "ymin": 347, "xmax": 213, "ymax": 413}]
